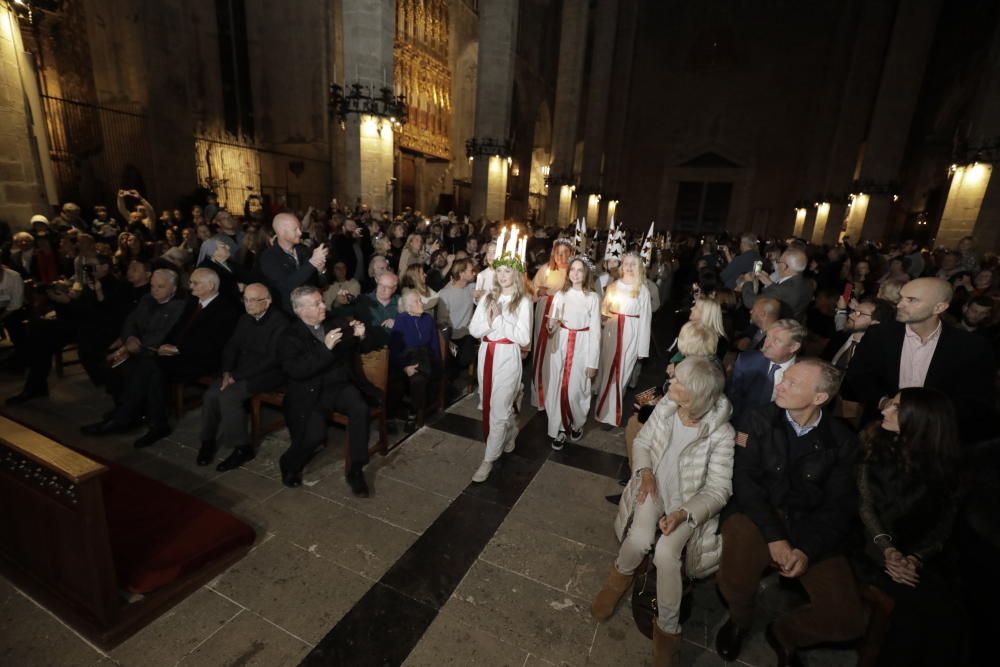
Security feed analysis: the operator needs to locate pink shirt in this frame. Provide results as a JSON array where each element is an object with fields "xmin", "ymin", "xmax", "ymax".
[{"xmin": 898, "ymin": 322, "xmax": 942, "ymax": 389}]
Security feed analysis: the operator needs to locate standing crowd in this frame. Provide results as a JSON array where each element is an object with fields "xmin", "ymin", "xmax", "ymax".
[{"xmin": 1, "ymin": 194, "xmax": 998, "ymax": 666}]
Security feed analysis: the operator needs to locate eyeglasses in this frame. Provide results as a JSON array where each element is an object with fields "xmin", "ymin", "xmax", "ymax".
[{"xmin": 849, "ymin": 309, "xmax": 873, "ymax": 317}]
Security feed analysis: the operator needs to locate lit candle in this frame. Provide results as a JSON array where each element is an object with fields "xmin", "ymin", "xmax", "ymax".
[
  {"xmin": 496, "ymin": 226, "xmax": 506, "ymax": 256},
  {"xmin": 509, "ymin": 227, "xmax": 519, "ymax": 256},
  {"xmin": 518, "ymin": 236, "xmax": 526, "ymax": 263}
]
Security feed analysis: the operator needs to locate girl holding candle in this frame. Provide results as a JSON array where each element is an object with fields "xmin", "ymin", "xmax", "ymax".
[
  {"xmin": 530, "ymin": 238, "xmax": 573, "ymax": 409},
  {"xmin": 468, "ymin": 232, "xmax": 532, "ymax": 483},
  {"xmin": 544, "ymin": 256, "xmax": 602, "ymax": 449},
  {"xmin": 595, "ymin": 251, "xmax": 652, "ymax": 427}
]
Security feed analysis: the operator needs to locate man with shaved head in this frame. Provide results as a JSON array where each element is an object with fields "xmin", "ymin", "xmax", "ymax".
[
  {"xmin": 738, "ymin": 247, "xmax": 814, "ymax": 322},
  {"xmin": 844, "ymin": 276, "xmax": 997, "ymax": 441},
  {"xmin": 197, "ymin": 283, "xmax": 288, "ymax": 469},
  {"xmin": 259, "ymin": 212, "xmax": 328, "ymax": 313},
  {"xmin": 735, "ymin": 296, "xmax": 782, "ymax": 351}
]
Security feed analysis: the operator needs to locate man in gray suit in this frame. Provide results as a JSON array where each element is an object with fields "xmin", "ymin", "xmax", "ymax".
[{"xmin": 738, "ymin": 247, "xmax": 813, "ymax": 321}]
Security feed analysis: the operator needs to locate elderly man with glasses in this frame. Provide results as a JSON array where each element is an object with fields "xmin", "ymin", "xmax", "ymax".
[{"xmin": 197, "ymin": 283, "xmax": 289, "ymax": 469}]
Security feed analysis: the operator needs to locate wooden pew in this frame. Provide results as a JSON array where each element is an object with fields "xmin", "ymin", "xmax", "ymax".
[{"xmin": 0, "ymin": 416, "xmax": 254, "ymax": 648}]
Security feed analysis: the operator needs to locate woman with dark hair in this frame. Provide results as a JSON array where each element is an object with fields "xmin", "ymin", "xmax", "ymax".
[{"xmin": 857, "ymin": 387, "xmax": 966, "ymax": 666}]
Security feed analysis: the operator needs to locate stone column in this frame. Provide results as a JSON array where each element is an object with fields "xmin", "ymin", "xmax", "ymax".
[
  {"xmin": 791, "ymin": 208, "xmax": 807, "ymax": 238},
  {"xmin": 469, "ymin": 0, "xmax": 518, "ymax": 221},
  {"xmin": 937, "ymin": 17, "xmax": 1000, "ymax": 251},
  {"xmin": 809, "ymin": 202, "xmax": 832, "ymax": 245},
  {"xmin": 579, "ymin": 0, "xmax": 618, "ymax": 228},
  {"xmin": 845, "ymin": 0, "xmax": 943, "ymax": 243},
  {"xmin": 340, "ymin": 0, "xmax": 396, "ymax": 211},
  {"xmin": 600, "ymin": 0, "xmax": 638, "ymax": 228},
  {"xmin": 0, "ymin": 5, "xmax": 48, "ymax": 225},
  {"xmin": 544, "ymin": 0, "xmax": 589, "ymax": 227}
]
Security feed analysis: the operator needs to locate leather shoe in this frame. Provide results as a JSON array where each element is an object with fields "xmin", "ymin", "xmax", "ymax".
[
  {"xmin": 133, "ymin": 427, "xmax": 171, "ymax": 449},
  {"xmin": 765, "ymin": 623, "xmax": 803, "ymax": 667},
  {"xmin": 81, "ymin": 419, "xmax": 128, "ymax": 436},
  {"xmin": 6, "ymin": 388, "xmax": 48, "ymax": 406},
  {"xmin": 196, "ymin": 440, "xmax": 217, "ymax": 466},
  {"xmin": 282, "ymin": 472, "xmax": 303, "ymax": 488},
  {"xmin": 714, "ymin": 617, "xmax": 747, "ymax": 662},
  {"xmin": 217, "ymin": 446, "xmax": 255, "ymax": 472},
  {"xmin": 346, "ymin": 467, "xmax": 369, "ymax": 498}
]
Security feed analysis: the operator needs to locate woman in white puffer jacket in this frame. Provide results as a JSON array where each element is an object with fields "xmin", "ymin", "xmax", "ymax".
[{"xmin": 590, "ymin": 356, "xmax": 735, "ymax": 667}]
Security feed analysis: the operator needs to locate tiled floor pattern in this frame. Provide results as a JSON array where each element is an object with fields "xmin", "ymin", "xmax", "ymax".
[{"xmin": 0, "ymin": 363, "xmax": 856, "ymax": 667}]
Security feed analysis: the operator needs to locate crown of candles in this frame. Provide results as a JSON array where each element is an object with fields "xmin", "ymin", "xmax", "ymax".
[{"xmin": 492, "ymin": 224, "xmax": 527, "ymax": 273}]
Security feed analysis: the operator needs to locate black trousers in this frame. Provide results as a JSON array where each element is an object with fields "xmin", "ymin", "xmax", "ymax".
[
  {"xmin": 21, "ymin": 319, "xmax": 76, "ymax": 392},
  {"xmin": 200, "ymin": 379, "xmax": 252, "ymax": 450},
  {"xmin": 110, "ymin": 356, "xmax": 169, "ymax": 430},
  {"xmin": 281, "ymin": 384, "xmax": 370, "ymax": 476}
]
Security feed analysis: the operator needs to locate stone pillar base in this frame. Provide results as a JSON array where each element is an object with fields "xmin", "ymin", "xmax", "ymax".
[
  {"xmin": 344, "ymin": 115, "xmax": 395, "ymax": 212},
  {"xmin": 938, "ymin": 164, "xmax": 993, "ymax": 249}
]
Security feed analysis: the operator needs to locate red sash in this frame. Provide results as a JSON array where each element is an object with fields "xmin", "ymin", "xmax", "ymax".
[
  {"xmin": 596, "ymin": 312, "xmax": 638, "ymax": 426},
  {"xmin": 482, "ymin": 337, "xmax": 515, "ymax": 441},
  {"xmin": 533, "ymin": 294, "xmax": 554, "ymax": 407},
  {"xmin": 559, "ymin": 324, "xmax": 590, "ymax": 433}
]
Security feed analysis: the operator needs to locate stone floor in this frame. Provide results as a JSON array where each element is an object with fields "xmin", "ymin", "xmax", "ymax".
[{"xmin": 0, "ymin": 359, "xmax": 857, "ymax": 667}]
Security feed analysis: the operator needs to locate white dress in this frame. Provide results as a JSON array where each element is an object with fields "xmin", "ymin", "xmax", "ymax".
[
  {"xmin": 594, "ymin": 280, "xmax": 652, "ymax": 426},
  {"xmin": 544, "ymin": 289, "xmax": 602, "ymax": 439},
  {"xmin": 530, "ymin": 265, "xmax": 567, "ymax": 409},
  {"xmin": 469, "ymin": 293, "xmax": 533, "ymax": 462}
]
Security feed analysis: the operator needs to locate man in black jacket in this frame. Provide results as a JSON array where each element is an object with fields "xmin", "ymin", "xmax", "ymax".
[
  {"xmin": 258, "ymin": 212, "xmax": 328, "ymax": 314},
  {"xmin": 715, "ymin": 359, "xmax": 865, "ymax": 666},
  {"xmin": 278, "ymin": 285, "xmax": 381, "ymax": 495},
  {"xmin": 198, "ymin": 283, "xmax": 287, "ymax": 469},
  {"xmin": 82, "ymin": 269, "xmax": 186, "ymax": 438},
  {"xmin": 842, "ymin": 277, "xmax": 997, "ymax": 442}
]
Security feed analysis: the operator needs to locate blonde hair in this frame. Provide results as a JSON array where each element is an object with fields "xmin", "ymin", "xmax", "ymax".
[
  {"xmin": 674, "ymin": 356, "xmax": 726, "ymax": 420},
  {"xmin": 618, "ymin": 253, "xmax": 643, "ymax": 298},
  {"xmin": 485, "ymin": 265, "xmax": 526, "ymax": 314},
  {"xmin": 692, "ymin": 296, "xmax": 727, "ymax": 340},
  {"xmin": 401, "ymin": 263, "xmax": 429, "ymax": 296},
  {"xmin": 399, "ymin": 288, "xmax": 423, "ymax": 311},
  {"xmin": 677, "ymin": 322, "xmax": 718, "ymax": 358}
]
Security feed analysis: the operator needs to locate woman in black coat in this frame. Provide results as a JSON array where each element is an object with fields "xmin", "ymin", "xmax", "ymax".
[{"xmin": 857, "ymin": 387, "xmax": 966, "ymax": 666}]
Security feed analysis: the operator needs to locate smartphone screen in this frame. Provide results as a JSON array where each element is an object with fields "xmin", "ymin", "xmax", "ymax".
[
  {"xmin": 842, "ymin": 282, "xmax": 854, "ymax": 303},
  {"xmin": 752, "ymin": 260, "xmax": 763, "ymax": 274}
]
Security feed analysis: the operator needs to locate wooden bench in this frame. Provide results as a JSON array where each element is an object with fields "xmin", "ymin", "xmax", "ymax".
[
  {"xmin": 54, "ymin": 343, "xmax": 82, "ymax": 378},
  {"xmin": 168, "ymin": 375, "xmax": 215, "ymax": 418},
  {"xmin": 0, "ymin": 415, "xmax": 254, "ymax": 648},
  {"xmin": 250, "ymin": 348, "xmax": 390, "ymax": 467}
]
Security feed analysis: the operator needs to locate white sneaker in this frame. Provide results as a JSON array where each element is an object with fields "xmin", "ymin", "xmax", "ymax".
[
  {"xmin": 551, "ymin": 438, "xmax": 564, "ymax": 451},
  {"xmin": 503, "ymin": 436, "xmax": 516, "ymax": 453},
  {"xmin": 472, "ymin": 460, "xmax": 493, "ymax": 483}
]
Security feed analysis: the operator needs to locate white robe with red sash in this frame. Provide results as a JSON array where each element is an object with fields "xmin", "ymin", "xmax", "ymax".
[
  {"xmin": 543, "ymin": 289, "xmax": 602, "ymax": 439},
  {"xmin": 594, "ymin": 280, "xmax": 652, "ymax": 426},
  {"xmin": 530, "ymin": 265, "xmax": 567, "ymax": 409}
]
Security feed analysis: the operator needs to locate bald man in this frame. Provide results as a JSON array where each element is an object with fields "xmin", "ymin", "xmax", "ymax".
[
  {"xmin": 736, "ymin": 296, "xmax": 782, "ymax": 351},
  {"xmin": 258, "ymin": 212, "xmax": 328, "ymax": 313},
  {"xmin": 843, "ymin": 277, "xmax": 996, "ymax": 441},
  {"xmin": 739, "ymin": 248, "xmax": 814, "ymax": 322},
  {"xmin": 198, "ymin": 283, "xmax": 288, "ymax": 469}
]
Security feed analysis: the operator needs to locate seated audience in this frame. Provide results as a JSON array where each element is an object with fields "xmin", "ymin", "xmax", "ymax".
[
  {"xmin": 389, "ymin": 289, "xmax": 442, "ymax": 427},
  {"xmin": 199, "ymin": 283, "xmax": 288, "ymax": 470},
  {"xmin": 323, "ymin": 260, "xmax": 361, "ymax": 309},
  {"xmin": 856, "ymin": 387, "xmax": 965, "ymax": 667},
  {"xmin": 592, "ymin": 357, "xmax": 734, "ymax": 667},
  {"xmin": 734, "ymin": 296, "xmax": 781, "ymax": 351},
  {"xmin": 727, "ymin": 318, "xmax": 805, "ymax": 429},
  {"xmin": 843, "ymin": 277, "xmax": 997, "ymax": 442},
  {"xmin": 278, "ymin": 286, "xmax": 380, "ymax": 495},
  {"xmin": 435, "ymin": 258, "xmax": 478, "ymax": 374},
  {"xmin": 715, "ymin": 359, "xmax": 865, "ymax": 665},
  {"xmin": 359, "ymin": 271, "xmax": 399, "ymax": 347}
]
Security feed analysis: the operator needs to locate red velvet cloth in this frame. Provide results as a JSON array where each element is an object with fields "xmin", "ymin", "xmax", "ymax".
[{"xmin": 96, "ymin": 456, "xmax": 255, "ymax": 594}]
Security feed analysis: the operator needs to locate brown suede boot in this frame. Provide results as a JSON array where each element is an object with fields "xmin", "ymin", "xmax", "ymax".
[
  {"xmin": 652, "ymin": 623, "xmax": 681, "ymax": 667},
  {"xmin": 590, "ymin": 566, "xmax": 633, "ymax": 620}
]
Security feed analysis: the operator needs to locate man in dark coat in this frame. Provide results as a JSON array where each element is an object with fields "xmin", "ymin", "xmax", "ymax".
[
  {"xmin": 258, "ymin": 212, "xmax": 328, "ymax": 314},
  {"xmin": 81, "ymin": 268, "xmax": 186, "ymax": 438},
  {"xmin": 198, "ymin": 282, "xmax": 288, "ymax": 470},
  {"xmin": 715, "ymin": 359, "xmax": 865, "ymax": 666},
  {"xmin": 278, "ymin": 285, "xmax": 381, "ymax": 496},
  {"xmin": 842, "ymin": 277, "xmax": 997, "ymax": 442}
]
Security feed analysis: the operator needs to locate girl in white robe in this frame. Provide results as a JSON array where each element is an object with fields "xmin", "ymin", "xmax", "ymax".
[
  {"xmin": 469, "ymin": 264, "xmax": 532, "ymax": 482},
  {"xmin": 544, "ymin": 257, "xmax": 602, "ymax": 448},
  {"xmin": 530, "ymin": 240, "xmax": 572, "ymax": 409},
  {"xmin": 595, "ymin": 252, "xmax": 652, "ymax": 427},
  {"xmin": 474, "ymin": 242, "xmax": 497, "ymax": 300}
]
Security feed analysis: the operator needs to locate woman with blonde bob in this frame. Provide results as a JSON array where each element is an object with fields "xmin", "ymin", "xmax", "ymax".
[
  {"xmin": 592, "ymin": 356, "xmax": 735, "ymax": 667},
  {"xmin": 468, "ymin": 254, "xmax": 532, "ymax": 483}
]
